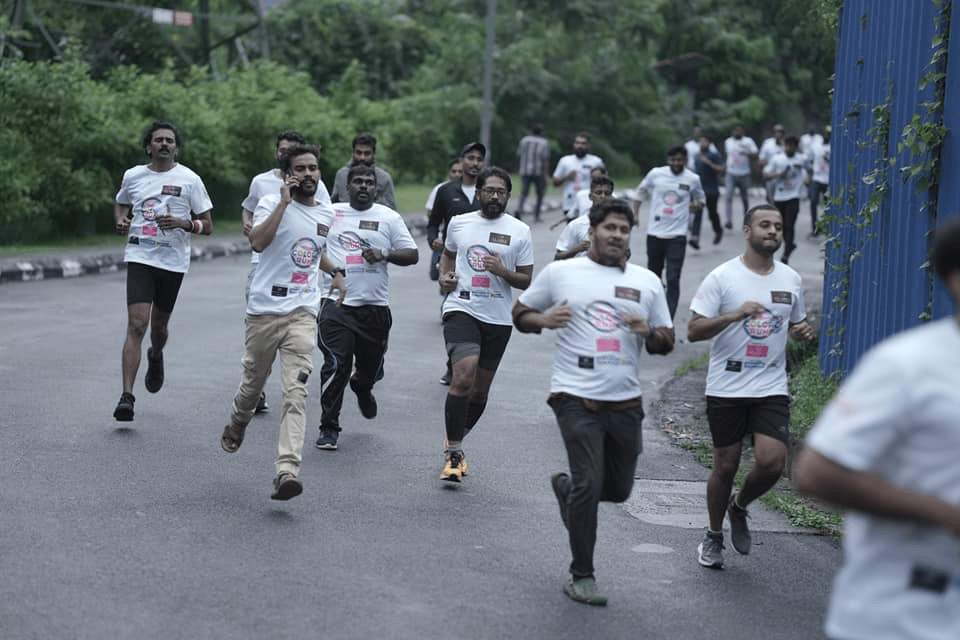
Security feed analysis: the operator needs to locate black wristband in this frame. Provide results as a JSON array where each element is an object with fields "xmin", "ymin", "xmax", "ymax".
[{"xmin": 329, "ymin": 268, "xmax": 346, "ymax": 277}]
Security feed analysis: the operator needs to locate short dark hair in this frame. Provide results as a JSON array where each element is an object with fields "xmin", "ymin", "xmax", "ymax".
[
  {"xmin": 933, "ymin": 218, "xmax": 960, "ymax": 282},
  {"xmin": 575, "ymin": 131, "xmax": 591, "ymax": 142},
  {"xmin": 276, "ymin": 131, "xmax": 306, "ymax": 147},
  {"xmin": 743, "ymin": 203, "xmax": 780, "ymax": 227},
  {"xmin": 279, "ymin": 144, "xmax": 321, "ymax": 174},
  {"xmin": 448, "ymin": 157, "xmax": 461, "ymax": 170},
  {"xmin": 590, "ymin": 175, "xmax": 615, "ymax": 191},
  {"xmin": 477, "ymin": 166, "xmax": 512, "ymax": 192},
  {"xmin": 785, "ymin": 135, "xmax": 800, "ymax": 146},
  {"xmin": 532, "ymin": 123, "xmax": 544, "ymax": 135},
  {"xmin": 352, "ymin": 132, "xmax": 377, "ymax": 149},
  {"xmin": 667, "ymin": 145, "xmax": 687, "ymax": 158},
  {"xmin": 588, "ymin": 198, "xmax": 634, "ymax": 228},
  {"xmin": 347, "ymin": 164, "xmax": 376, "ymax": 183},
  {"xmin": 142, "ymin": 121, "xmax": 181, "ymax": 150}
]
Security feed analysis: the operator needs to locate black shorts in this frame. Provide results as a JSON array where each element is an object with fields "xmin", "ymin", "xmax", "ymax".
[
  {"xmin": 442, "ymin": 311, "xmax": 512, "ymax": 371},
  {"xmin": 126, "ymin": 261, "xmax": 185, "ymax": 313},
  {"xmin": 705, "ymin": 395, "xmax": 790, "ymax": 448}
]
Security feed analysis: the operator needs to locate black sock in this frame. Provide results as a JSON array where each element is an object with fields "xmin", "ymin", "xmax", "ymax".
[
  {"xmin": 445, "ymin": 393, "xmax": 470, "ymax": 442},
  {"xmin": 464, "ymin": 398, "xmax": 488, "ymax": 435}
]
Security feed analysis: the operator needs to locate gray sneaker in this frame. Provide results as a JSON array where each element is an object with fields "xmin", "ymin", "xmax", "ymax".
[
  {"xmin": 315, "ymin": 427, "xmax": 339, "ymax": 450},
  {"xmin": 697, "ymin": 531, "xmax": 725, "ymax": 569},
  {"xmin": 727, "ymin": 495, "xmax": 752, "ymax": 555}
]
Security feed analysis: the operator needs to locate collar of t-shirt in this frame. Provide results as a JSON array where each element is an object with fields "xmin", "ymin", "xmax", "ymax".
[{"xmin": 461, "ymin": 184, "xmax": 477, "ymax": 202}]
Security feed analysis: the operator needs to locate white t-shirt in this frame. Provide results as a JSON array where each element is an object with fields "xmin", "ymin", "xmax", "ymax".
[
  {"xmin": 242, "ymin": 169, "xmax": 332, "ymax": 265},
  {"xmin": 765, "ymin": 152, "xmax": 810, "ymax": 202},
  {"xmin": 690, "ymin": 256, "xmax": 806, "ymax": 397},
  {"xmin": 685, "ymin": 139, "xmax": 718, "ymax": 170},
  {"xmin": 723, "ymin": 136, "xmax": 759, "ymax": 177},
  {"xmin": 758, "ymin": 137, "xmax": 783, "ymax": 166},
  {"xmin": 639, "ymin": 166, "xmax": 705, "ymax": 238},
  {"xmin": 799, "ymin": 132, "xmax": 824, "ymax": 156},
  {"xmin": 552, "ymin": 153, "xmax": 604, "ymax": 211},
  {"xmin": 517, "ymin": 257, "xmax": 673, "ymax": 401},
  {"xmin": 555, "ymin": 215, "xmax": 591, "ymax": 257},
  {"xmin": 810, "ymin": 142, "xmax": 830, "ymax": 185},
  {"xmin": 806, "ymin": 318, "xmax": 960, "ymax": 640},
  {"xmin": 247, "ymin": 194, "xmax": 334, "ymax": 317},
  {"xmin": 567, "ymin": 190, "xmax": 593, "ymax": 220},
  {"xmin": 322, "ymin": 202, "xmax": 417, "ymax": 306},
  {"xmin": 117, "ymin": 163, "xmax": 213, "ymax": 274},
  {"xmin": 442, "ymin": 212, "xmax": 534, "ymax": 326}
]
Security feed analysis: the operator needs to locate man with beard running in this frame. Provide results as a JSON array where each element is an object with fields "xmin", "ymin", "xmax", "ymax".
[
  {"xmin": 552, "ymin": 131, "xmax": 604, "ymax": 219},
  {"xmin": 437, "ymin": 167, "xmax": 534, "ymax": 482},
  {"xmin": 687, "ymin": 203, "xmax": 815, "ymax": 568},
  {"xmin": 330, "ymin": 132, "xmax": 396, "ymax": 210},
  {"xmin": 219, "ymin": 145, "xmax": 345, "ymax": 500},
  {"xmin": 314, "ymin": 165, "xmax": 419, "ymax": 451},
  {"xmin": 513, "ymin": 198, "xmax": 674, "ymax": 606}
]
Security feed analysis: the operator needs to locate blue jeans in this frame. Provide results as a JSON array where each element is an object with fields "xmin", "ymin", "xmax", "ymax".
[
  {"xmin": 517, "ymin": 174, "xmax": 546, "ymax": 220},
  {"xmin": 725, "ymin": 173, "xmax": 752, "ymax": 225},
  {"xmin": 549, "ymin": 394, "xmax": 644, "ymax": 579},
  {"xmin": 428, "ymin": 247, "xmax": 442, "ymax": 281},
  {"xmin": 646, "ymin": 235, "xmax": 686, "ymax": 319}
]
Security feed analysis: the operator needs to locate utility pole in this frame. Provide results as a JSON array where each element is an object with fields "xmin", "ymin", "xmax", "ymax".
[{"xmin": 480, "ymin": 0, "xmax": 496, "ymax": 163}]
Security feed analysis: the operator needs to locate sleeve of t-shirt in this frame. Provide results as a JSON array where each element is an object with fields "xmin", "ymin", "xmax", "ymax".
[
  {"xmin": 252, "ymin": 195, "xmax": 278, "ymax": 227},
  {"xmin": 747, "ymin": 138, "xmax": 759, "ymax": 154},
  {"xmin": 516, "ymin": 227, "xmax": 535, "ymax": 266},
  {"xmin": 380, "ymin": 174, "xmax": 397, "ymax": 211},
  {"xmin": 115, "ymin": 169, "xmax": 134, "ymax": 205},
  {"xmin": 425, "ymin": 184, "xmax": 440, "ymax": 211},
  {"xmin": 805, "ymin": 346, "xmax": 909, "ymax": 472},
  {"xmin": 241, "ymin": 177, "xmax": 261, "ymax": 212},
  {"xmin": 443, "ymin": 215, "xmax": 460, "ymax": 253},
  {"xmin": 649, "ymin": 282, "xmax": 674, "ymax": 330},
  {"xmin": 638, "ymin": 169, "xmax": 655, "ymax": 192},
  {"xmin": 689, "ymin": 269, "xmax": 723, "ymax": 317},
  {"xmin": 556, "ymin": 221, "xmax": 578, "ymax": 252},
  {"xmin": 551, "ymin": 157, "xmax": 567, "ymax": 181},
  {"xmin": 388, "ymin": 214, "xmax": 418, "ymax": 251},
  {"xmin": 790, "ymin": 280, "xmax": 807, "ymax": 323},
  {"xmin": 188, "ymin": 177, "xmax": 214, "ymax": 215},
  {"xmin": 516, "ymin": 262, "xmax": 556, "ymax": 311}
]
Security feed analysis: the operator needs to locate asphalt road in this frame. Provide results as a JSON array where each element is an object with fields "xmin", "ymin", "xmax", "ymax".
[{"xmin": 0, "ymin": 192, "xmax": 839, "ymax": 640}]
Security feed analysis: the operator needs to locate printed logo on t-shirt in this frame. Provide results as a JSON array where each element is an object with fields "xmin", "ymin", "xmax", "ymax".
[
  {"xmin": 271, "ymin": 285, "xmax": 288, "ymax": 297},
  {"xmin": 596, "ymin": 338, "xmax": 621, "ymax": 352},
  {"xmin": 161, "ymin": 185, "xmax": 182, "ymax": 197},
  {"xmin": 359, "ymin": 220, "xmax": 379, "ymax": 231},
  {"xmin": 745, "ymin": 344, "xmax": 769, "ymax": 357},
  {"xmin": 614, "ymin": 287, "xmax": 640, "ymax": 302},
  {"xmin": 472, "ymin": 276, "xmax": 491, "ymax": 288},
  {"xmin": 578, "ymin": 356, "xmax": 595, "ymax": 369},
  {"xmin": 291, "ymin": 272, "xmax": 310, "ymax": 285},
  {"xmin": 725, "ymin": 360, "xmax": 743, "ymax": 372},
  {"xmin": 771, "ymin": 291, "xmax": 792, "ymax": 305},
  {"xmin": 661, "ymin": 191, "xmax": 679, "ymax": 215},
  {"xmin": 338, "ymin": 231, "xmax": 370, "ymax": 252},
  {"xmin": 586, "ymin": 301, "xmax": 620, "ymax": 332},
  {"xmin": 489, "ymin": 232, "xmax": 511, "ymax": 246},
  {"xmin": 466, "ymin": 245, "xmax": 492, "ymax": 272},
  {"xmin": 678, "ymin": 183, "xmax": 690, "ymax": 191},
  {"xmin": 317, "ymin": 223, "xmax": 329, "ymax": 237},
  {"xmin": 142, "ymin": 197, "xmax": 165, "ymax": 221},
  {"xmin": 290, "ymin": 237, "xmax": 321, "ymax": 269},
  {"xmin": 741, "ymin": 307, "xmax": 784, "ymax": 340},
  {"xmin": 458, "ymin": 290, "xmax": 471, "ymax": 300}
]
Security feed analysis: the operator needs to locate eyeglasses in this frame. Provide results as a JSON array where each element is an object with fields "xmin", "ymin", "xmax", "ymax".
[{"xmin": 480, "ymin": 187, "xmax": 508, "ymax": 197}]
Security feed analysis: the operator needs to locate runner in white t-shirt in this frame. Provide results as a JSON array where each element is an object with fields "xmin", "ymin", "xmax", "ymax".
[
  {"xmin": 514, "ymin": 197, "xmax": 675, "ymax": 606},
  {"xmin": 807, "ymin": 128, "xmax": 830, "ymax": 237},
  {"xmin": 219, "ymin": 145, "xmax": 345, "ymax": 501},
  {"xmin": 552, "ymin": 132, "xmax": 604, "ymax": 216},
  {"xmin": 722, "ymin": 125, "xmax": 759, "ymax": 229},
  {"xmin": 111, "ymin": 122, "xmax": 214, "ymax": 423},
  {"xmin": 688, "ymin": 203, "xmax": 814, "ymax": 569},
  {"xmin": 758, "ymin": 124, "xmax": 785, "ymax": 205},
  {"xmin": 635, "ymin": 146, "xmax": 705, "ymax": 319},
  {"xmin": 314, "ymin": 165, "xmax": 419, "ymax": 452},
  {"xmin": 437, "ymin": 167, "xmax": 534, "ymax": 482},
  {"xmin": 555, "ymin": 174, "xmax": 614, "ymax": 260},
  {"xmin": 763, "ymin": 135, "xmax": 810, "ymax": 264},
  {"xmin": 794, "ymin": 220, "xmax": 960, "ymax": 640},
  {"xmin": 240, "ymin": 131, "xmax": 332, "ymax": 414}
]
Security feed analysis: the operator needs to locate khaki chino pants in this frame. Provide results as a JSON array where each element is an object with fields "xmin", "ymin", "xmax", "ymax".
[{"xmin": 231, "ymin": 308, "xmax": 316, "ymax": 476}]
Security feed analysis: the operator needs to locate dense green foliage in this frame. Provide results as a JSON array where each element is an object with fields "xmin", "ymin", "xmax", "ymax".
[{"xmin": 0, "ymin": 0, "xmax": 837, "ymax": 243}]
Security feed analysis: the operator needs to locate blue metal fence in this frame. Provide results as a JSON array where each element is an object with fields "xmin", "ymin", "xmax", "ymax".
[{"xmin": 820, "ymin": 0, "xmax": 958, "ymax": 376}]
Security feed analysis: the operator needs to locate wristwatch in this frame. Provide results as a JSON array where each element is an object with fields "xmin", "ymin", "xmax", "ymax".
[{"xmin": 380, "ymin": 248, "xmax": 391, "ymax": 262}]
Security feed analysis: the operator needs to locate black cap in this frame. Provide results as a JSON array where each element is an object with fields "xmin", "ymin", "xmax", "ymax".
[{"xmin": 460, "ymin": 141, "xmax": 486, "ymax": 158}]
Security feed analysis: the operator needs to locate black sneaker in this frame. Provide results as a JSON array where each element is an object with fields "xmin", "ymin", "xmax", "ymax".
[
  {"xmin": 551, "ymin": 472, "xmax": 571, "ymax": 530},
  {"xmin": 439, "ymin": 367, "xmax": 451, "ymax": 386},
  {"xmin": 271, "ymin": 472, "xmax": 303, "ymax": 501},
  {"xmin": 724, "ymin": 221, "xmax": 733, "ymax": 230},
  {"xmin": 349, "ymin": 376, "xmax": 377, "ymax": 419},
  {"xmin": 144, "ymin": 348, "xmax": 164, "ymax": 393},
  {"xmin": 727, "ymin": 495, "xmax": 752, "ymax": 555},
  {"xmin": 315, "ymin": 427, "xmax": 339, "ymax": 451},
  {"xmin": 113, "ymin": 392, "xmax": 135, "ymax": 421},
  {"xmin": 688, "ymin": 238, "xmax": 700, "ymax": 250},
  {"xmin": 713, "ymin": 231, "xmax": 723, "ymax": 245},
  {"xmin": 255, "ymin": 392, "xmax": 269, "ymax": 414}
]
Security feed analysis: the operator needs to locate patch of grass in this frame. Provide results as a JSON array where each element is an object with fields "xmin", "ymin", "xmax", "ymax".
[
  {"xmin": 394, "ymin": 182, "xmax": 434, "ymax": 214},
  {"xmin": 673, "ymin": 351, "xmax": 709, "ymax": 376},
  {"xmin": 760, "ymin": 492, "xmax": 842, "ymax": 540},
  {"xmin": 788, "ymin": 350, "xmax": 840, "ymax": 441}
]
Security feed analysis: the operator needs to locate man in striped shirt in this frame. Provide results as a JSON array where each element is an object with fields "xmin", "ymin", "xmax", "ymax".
[{"xmin": 516, "ymin": 124, "xmax": 551, "ymax": 222}]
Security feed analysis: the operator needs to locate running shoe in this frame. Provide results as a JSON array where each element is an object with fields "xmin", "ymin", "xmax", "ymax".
[
  {"xmin": 271, "ymin": 472, "xmax": 303, "ymax": 501},
  {"xmin": 144, "ymin": 348, "xmax": 164, "ymax": 393},
  {"xmin": 563, "ymin": 577, "xmax": 607, "ymax": 606},
  {"xmin": 113, "ymin": 392, "xmax": 135, "ymax": 422},
  {"xmin": 255, "ymin": 392, "xmax": 269, "ymax": 414},
  {"xmin": 728, "ymin": 494, "xmax": 752, "ymax": 555},
  {"xmin": 315, "ymin": 427, "xmax": 339, "ymax": 451},
  {"xmin": 349, "ymin": 376, "xmax": 377, "ymax": 419},
  {"xmin": 697, "ymin": 531, "xmax": 725, "ymax": 569},
  {"xmin": 441, "ymin": 450, "xmax": 466, "ymax": 482}
]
